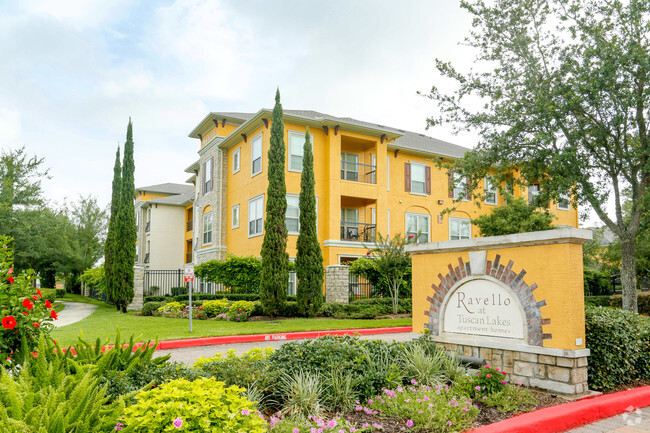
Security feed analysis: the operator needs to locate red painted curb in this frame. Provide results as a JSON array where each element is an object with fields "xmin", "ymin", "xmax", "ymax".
[
  {"xmin": 466, "ymin": 386, "xmax": 650, "ymax": 433},
  {"xmin": 155, "ymin": 326, "xmax": 413, "ymax": 350}
]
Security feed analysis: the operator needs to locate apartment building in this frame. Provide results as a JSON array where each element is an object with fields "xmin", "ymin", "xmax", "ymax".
[
  {"xmin": 182, "ymin": 109, "xmax": 578, "ymax": 268},
  {"xmin": 134, "ymin": 183, "xmax": 194, "ymax": 270}
]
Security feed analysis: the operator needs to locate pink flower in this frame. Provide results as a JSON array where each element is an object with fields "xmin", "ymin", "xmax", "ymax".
[
  {"xmin": 293, "ymin": 429, "xmax": 300, "ymax": 433},
  {"xmin": 241, "ymin": 409, "xmax": 250, "ymax": 415},
  {"xmin": 173, "ymin": 417, "xmax": 183, "ymax": 428},
  {"xmin": 406, "ymin": 420, "xmax": 414, "ymax": 427},
  {"xmin": 486, "ymin": 374, "xmax": 492, "ymax": 378}
]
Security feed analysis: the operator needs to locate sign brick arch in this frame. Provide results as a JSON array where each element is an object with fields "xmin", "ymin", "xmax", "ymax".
[{"xmin": 424, "ymin": 253, "xmax": 551, "ymax": 346}]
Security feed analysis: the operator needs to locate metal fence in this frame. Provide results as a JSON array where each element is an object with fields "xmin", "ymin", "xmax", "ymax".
[
  {"xmin": 349, "ymin": 273, "xmax": 374, "ymax": 299},
  {"xmin": 87, "ymin": 287, "xmax": 112, "ymax": 304},
  {"xmin": 144, "ymin": 269, "xmax": 227, "ymax": 297}
]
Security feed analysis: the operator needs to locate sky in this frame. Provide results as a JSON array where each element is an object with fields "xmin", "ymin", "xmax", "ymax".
[{"xmin": 0, "ymin": 0, "xmax": 481, "ymax": 212}]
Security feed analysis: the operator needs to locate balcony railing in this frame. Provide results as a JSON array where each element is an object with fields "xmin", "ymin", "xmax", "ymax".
[
  {"xmin": 185, "ymin": 253, "xmax": 192, "ymax": 264},
  {"xmin": 144, "ymin": 253, "xmax": 150, "ymax": 264},
  {"xmin": 341, "ymin": 161, "xmax": 376, "ymax": 184},
  {"xmin": 340, "ymin": 221, "xmax": 376, "ymax": 242},
  {"xmin": 145, "ymin": 221, "xmax": 151, "ymax": 232},
  {"xmin": 186, "ymin": 220, "xmax": 193, "ymax": 232}
]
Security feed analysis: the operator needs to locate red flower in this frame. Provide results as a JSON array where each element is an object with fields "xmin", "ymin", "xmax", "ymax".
[
  {"xmin": 33, "ymin": 323, "xmax": 40, "ymax": 328},
  {"xmin": 22, "ymin": 298, "xmax": 34, "ymax": 310},
  {"xmin": 2, "ymin": 316, "xmax": 17, "ymax": 330},
  {"xmin": 8, "ymin": 267, "xmax": 13, "ymax": 275},
  {"xmin": 7, "ymin": 276, "xmax": 14, "ymax": 284},
  {"xmin": 44, "ymin": 300, "xmax": 52, "ymax": 309},
  {"xmin": 32, "ymin": 295, "xmax": 38, "ymax": 301},
  {"xmin": 501, "ymin": 371, "xmax": 507, "ymax": 375},
  {"xmin": 50, "ymin": 310, "xmax": 58, "ymax": 320},
  {"xmin": 366, "ymin": 251, "xmax": 371, "ymax": 255},
  {"xmin": 408, "ymin": 234, "xmax": 415, "ymax": 239},
  {"xmin": 36, "ymin": 289, "xmax": 42, "ymax": 298}
]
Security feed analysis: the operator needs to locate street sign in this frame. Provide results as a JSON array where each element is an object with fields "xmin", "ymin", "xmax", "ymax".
[{"xmin": 184, "ymin": 264, "xmax": 194, "ymax": 282}]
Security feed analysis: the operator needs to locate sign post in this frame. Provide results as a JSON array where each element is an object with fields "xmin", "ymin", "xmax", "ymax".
[{"xmin": 184, "ymin": 264, "xmax": 195, "ymax": 333}]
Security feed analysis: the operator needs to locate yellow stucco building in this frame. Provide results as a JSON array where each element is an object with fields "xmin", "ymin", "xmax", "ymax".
[{"xmin": 180, "ymin": 109, "xmax": 578, "ymax": 275}]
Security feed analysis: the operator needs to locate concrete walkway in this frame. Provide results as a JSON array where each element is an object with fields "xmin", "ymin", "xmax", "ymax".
[
  {"xmin": 155, "ymin": 332, "xmax": 418, "ymax": 365},
  {"xmin": 564, "ymin": 406, "xmax": 650, "ymax": 432},
  {"xmin": 52, "ymin": 301, "xmax": 98, "ymax": 327}
]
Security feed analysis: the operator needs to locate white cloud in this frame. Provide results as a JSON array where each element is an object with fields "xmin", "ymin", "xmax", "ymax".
[
  {"xmin": 0, "ymin": 108, "xmax": 22, "ymax": 146},
  {"xmin": 18, "ymin": 0, "xmax": 130, "ymax": 29}
]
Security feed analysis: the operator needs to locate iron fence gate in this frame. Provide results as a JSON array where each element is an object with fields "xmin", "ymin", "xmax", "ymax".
[
  {"xmin": 144, "ymin": 269, "xmax": 226, "ymax": 297},
  {"xmin": 349, "ymin": 273, "xmax": 373, "ymax": 299}
]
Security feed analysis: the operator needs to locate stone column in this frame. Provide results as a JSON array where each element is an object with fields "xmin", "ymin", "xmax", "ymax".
[
  {"xmin": 325, "ymin": 265, "xmax": 349, "ymax": 304},
  {"xmin": 128, "ymin": 265, "xmax": 145, "ymax": 311}
]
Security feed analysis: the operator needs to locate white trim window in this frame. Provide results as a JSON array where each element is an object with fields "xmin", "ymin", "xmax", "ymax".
[
  {"xmin": 485, "ymin": 176, "xmax": 497, "ymax": 205},
  {"xmin": 453, "ymin": 173, "xmax": 468, "ymax": 201},
  {"xmin": 557, "ymin": 193, "xmax": 570, "ymax": 210},
  {"xmin": 202, "ymin": 212, "xmax": 213, "ymax": 245},
  {"xmin": 449, "ymin": 217, "xmax": 471, "ymax": 240},
  {"xmin": 248, "ymin": 195, "xmax": 264, "ymax": 237},
  {"xmin": 204, "ymin": 157, "xmax": 213, "ymax": 193},
  {"xmin": 341, "ymin": 152, "xmax": 359, "ymax": 181},
  {"xmin": 232, "ymin": 204, "xmax": 240, "ymax": 229},
  {"xmin": 528, "ymin": 183, "xmax": 541, "ymax": 205},
  {"xmin": 233, "ymin": 148, "xmax": 240, "ymax": 174},
  {"xmin": 288, "ymin": 131, "xmax": 313, "ymax": 172},
  {"xmin": 410, "ymin": 162, "xmax": 426, "ymax": 194},
  {"xmin": 251, "ymin": 134, "xmax": 263, "ymax": 176},
  {"xmin": 286, "ymin": 194, "xmax": 300, "ymax": 234},
  {"xmin": 406, "ymin": 212, "xmax": 430, "ymax": 243}
]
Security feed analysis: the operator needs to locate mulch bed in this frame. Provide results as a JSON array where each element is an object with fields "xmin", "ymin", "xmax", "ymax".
[{"xmin": 337, "ymin": 390, "xmax": 565, "ymax": 432}]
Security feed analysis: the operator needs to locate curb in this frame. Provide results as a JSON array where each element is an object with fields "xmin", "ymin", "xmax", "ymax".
[
  {"xmin": 467, "ymin": 386, "xmax": 650, "ymax": 433},
  {"xmin": 155, "ymin": 326, "xmax": 414, "ymax": 350}
]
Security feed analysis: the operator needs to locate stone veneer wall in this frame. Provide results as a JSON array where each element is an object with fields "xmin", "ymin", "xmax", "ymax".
[
  {"xmin": 437, "ymin": 341, "xmax": 589, "ymax": 395},
  {"xmin": 325, "ymin": 265, "xmax": 349, "ymax": 304},
  {"xmin": 128, "ymin": 265, "xmax": 145, "ymax": 311}
]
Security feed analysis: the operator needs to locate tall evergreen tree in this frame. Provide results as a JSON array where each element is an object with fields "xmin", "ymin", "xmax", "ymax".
[
  {"xmin": 113, "ymin": 119, "xmax": 136, "ymax": 312},
  {"xmin": 260, "ymin": 89, "xmax": 289, "ymax": 315},
  {"xmin": 296, "ymin": 128, "xmax": 324, "ymax": 317},
  {"xmin": 104, "ymin": 145, "xmax": 121, "ymax": 305}
]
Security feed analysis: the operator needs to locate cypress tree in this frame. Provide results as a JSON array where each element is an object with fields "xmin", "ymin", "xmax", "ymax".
[
  {"xmin": 296, "ymin": 128, "xmax": 324, "ymax": 317},
  {"xmin": 113, "ymin": 119, "xmax": 137, "ymax": 312},
  {"xmin": 104, "ymin": 145, "xmax": 121, "ymax": 306},
  {"xmin": 260, "ymin": 89, "xmax": 289, "ymax": 315}
]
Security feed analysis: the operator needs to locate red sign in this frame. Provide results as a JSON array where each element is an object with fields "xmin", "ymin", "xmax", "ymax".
[{"xmin": 184, "ymin": 264, "xmax": 194, "ymax": 282}]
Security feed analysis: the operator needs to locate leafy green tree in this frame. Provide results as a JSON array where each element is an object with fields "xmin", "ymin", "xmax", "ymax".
[
  {"xmin": 296, "ymin": 128, "xmax": 324, "ymax": 317},
  {"xmin": 195, "ymin": 255, "xmax": 262, "ymax": 293},
  {"xmin": 0, "ymin": 146, "xmax": 49, "ymax": 215},
  {"xmin": 426, "ymin": 0, "xmax": 650, "ymax": 312},
  {"xmin": 104, "ymin": 145, "xmax": 121, "ymax": 304},
  {"xmin": 471, "ymin": 197, "xmax": 556, "ymax": 237},
  {"xmin": 114, "ymin": 120, "xmax": 137, "ymax": 312},
  {"xmin": 364, "ymin": 233, "xmax": 412, "ymax": 314},
  {"xmin": 260, "ymin": 89, "xmax": 289, "ymax": 315},
  {"xmin": 349, "ymin": 256, "xmax": 412, "ymax": 299}
]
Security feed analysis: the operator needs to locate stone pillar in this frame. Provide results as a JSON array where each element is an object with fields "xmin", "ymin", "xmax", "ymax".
[
  {"xmin": 325, "ymin": 265, "xmax": 349, "ymax": 304},
  {"xmin": 128, "ymin": 265, "xmax": 145, "ymax": 311}
]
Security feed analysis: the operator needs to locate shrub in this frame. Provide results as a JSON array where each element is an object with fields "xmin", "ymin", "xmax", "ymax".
[
  {"xmin": 279, "ymin": 301, "xmax": 301, "ymax": 317},
  {"xmin": 0, "ymin": 236, "xmax": 57, "ymax": 368},
  {"xmin": 171, "ymin": 286, "xmax": 188, "ymax": 296},
  {"xmin": 40, "ymin": 288, "xmax": 57, "ymax": 303},
  {"xmin": 585, "ymin": 306, "xmax": 650, "ymax": 390},
  {"xmin": 318, "ymin": 302, "xmax": 343, "ymax": 317},
  {"xmin": 172, "ymin": 293, "xmax": 261, "ymax": 303},
  {"xmin": 229, "ymin": 300, "xmax": 256, "ymax": 316},
  {"xmin": 80, "ymin": 266, "xmax": 105, "ymax": 292},
  {"xmin": 350, "ymin": 297, "xmax": 412, "ymax": 314},
  {"xmin": 120, "ymin": 377, "xmax": 266, "ymax": 432},
  {"xmin": 195, "ymin": 255, "xmax": 262, "ymax": 293},
  {"xmin": 584, "ymin": 268, "xmax": 611, "ymax": 296},
  {"xmin": 251, "ymin": 301, "xmax": 264, "ymax": 316},
  {"xmin": 141, "ymin": 302, "xmax": 164, "ymax": 316},
  {"xmin": 157, "ymin": 301, "xmax": 184, "ymax": 312},
  {"xmin": 279, "ymin": 370, "xmax": 324, "ymax": 418},
  {"xmin": 143, "ymin": 295, "xmax": 166, "ymax": 303},
  {"xmin": 334, "ymin": 304, "xmax": 384, "ymax": 319},
  {"xmin": 584, "ymin": 295, "xmax": 612, "ymax": 307},
  {"xmin": 55, "ymin": 288, "xmax": 66, "ymax": 297},
  {"xmin": 203, "ymin": 299, "xmax": 230, "ymax": 317}
]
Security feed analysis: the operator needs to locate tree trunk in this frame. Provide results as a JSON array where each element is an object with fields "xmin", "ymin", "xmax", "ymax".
[{"xmin": 620, "ymin": 235, "xmax": 638, "ymax": 313}]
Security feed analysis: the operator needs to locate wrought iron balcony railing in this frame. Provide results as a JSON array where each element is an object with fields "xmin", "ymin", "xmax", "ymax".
[
  {"xmin": 341, "ymin": 161, "xmax": 376, "ymax": 184},
  {"xmin": 340, "ymin": 221, "xmax": 376, "ymax": 242}
]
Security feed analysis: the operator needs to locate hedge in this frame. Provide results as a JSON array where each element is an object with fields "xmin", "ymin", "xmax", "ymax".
[
  {"xmin": 40, "ymin": 288, "xmax": 57, "ymax": 303},
  {"xmin": 585, "ymin": 306, "xmax": 650, "ymax": 391},
  {"xmin": 585, "ymin": 292, "xmax": 650, "ymax": 314}
]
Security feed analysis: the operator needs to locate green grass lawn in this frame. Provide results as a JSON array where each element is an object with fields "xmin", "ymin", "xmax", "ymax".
[{"xmin": 51, "ymin": 300, "xmax": 412, "ymax": 348}]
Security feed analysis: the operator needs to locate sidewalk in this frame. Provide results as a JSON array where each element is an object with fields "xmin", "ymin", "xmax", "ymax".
[
  {"xmin": 52, "ymin": 301, "xmax": 97, "ymax": 327},
  {"xmin": 564, "ymin": 406, "xmax": 650, "ymax": 432}
]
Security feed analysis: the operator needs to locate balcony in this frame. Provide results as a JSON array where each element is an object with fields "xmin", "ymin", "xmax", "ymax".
[
  {"xmin": 185, "ymin": 253, "xmax": 192, "ymax": 264},
  {"xmin": 145, "ymin": 221, "xmax": 151, "ymax": 232},
  {"xmin": 144, "ymin": 253, "xmax": 150, "ymax": 264},
  {"xmin": 341, "ymin": 160, "xmax": 376, "ymax": 184},
  {"xmin": 186, "ymin": 220, "xmax": 193, "ymax": 232},
  {"xmin": 340, "ymin": 221, "xmax": 376, "ymax": 242}
]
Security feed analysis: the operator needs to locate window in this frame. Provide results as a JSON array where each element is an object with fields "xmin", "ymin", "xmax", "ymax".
[
  {"xmin": 204, "ymin": 157, "xmax": 213, "ymax": 193},
  {"xmin": 202, "ymin": 212, "xmax": 213, "ymax": 245},
  {"xmin": 286, "ymin": 194, "xmax": 300, "ymax": 234},
  {"xmin": 449, "ymin": 217, "xmax": 471, "ymax": 240},
  {"xmin": 411, "ymin": 163, "xmax": 426, "ymax": 194},
  {"xmin": 341, "ymin": 208, "xmax": 359, "ymax": 240},
  {"xmin": 288, "ymin": 131, "xmax": 313, "ymax": 172},
  {"xmin": 251, "ymin": 134, "xmax": 262, "ymax": 176},
  {"xmin": 557, "ymin": 193, "xmax": 570, "ymax": 210},
  {"xmin": 232, "ymin": 204, "xmax": 239, "ymax": 229},
  {"xmin": 406, "ymin": 213, "xmax": 430, "ymax": 243},
  {"xmin": 248, "ymin": 195, "xmax": 264, "ymax": 236},
  {"xmin": 528, "ymin": 183, "xmax": 541, "ymax": 205},
  {"xmin": 232, "ymin": 148, "xmax": 240, "ymax": 174},
  {"xmin": 485, "ymin": 176, "xmax": 497, "ymax": 205},
  {"xmin": 341, "ymin": 153, "xmax": 359, "ymax": 181},
  {"xmin": 453, "ymin": 173, "xmax": 468, "ymax": 201}
]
